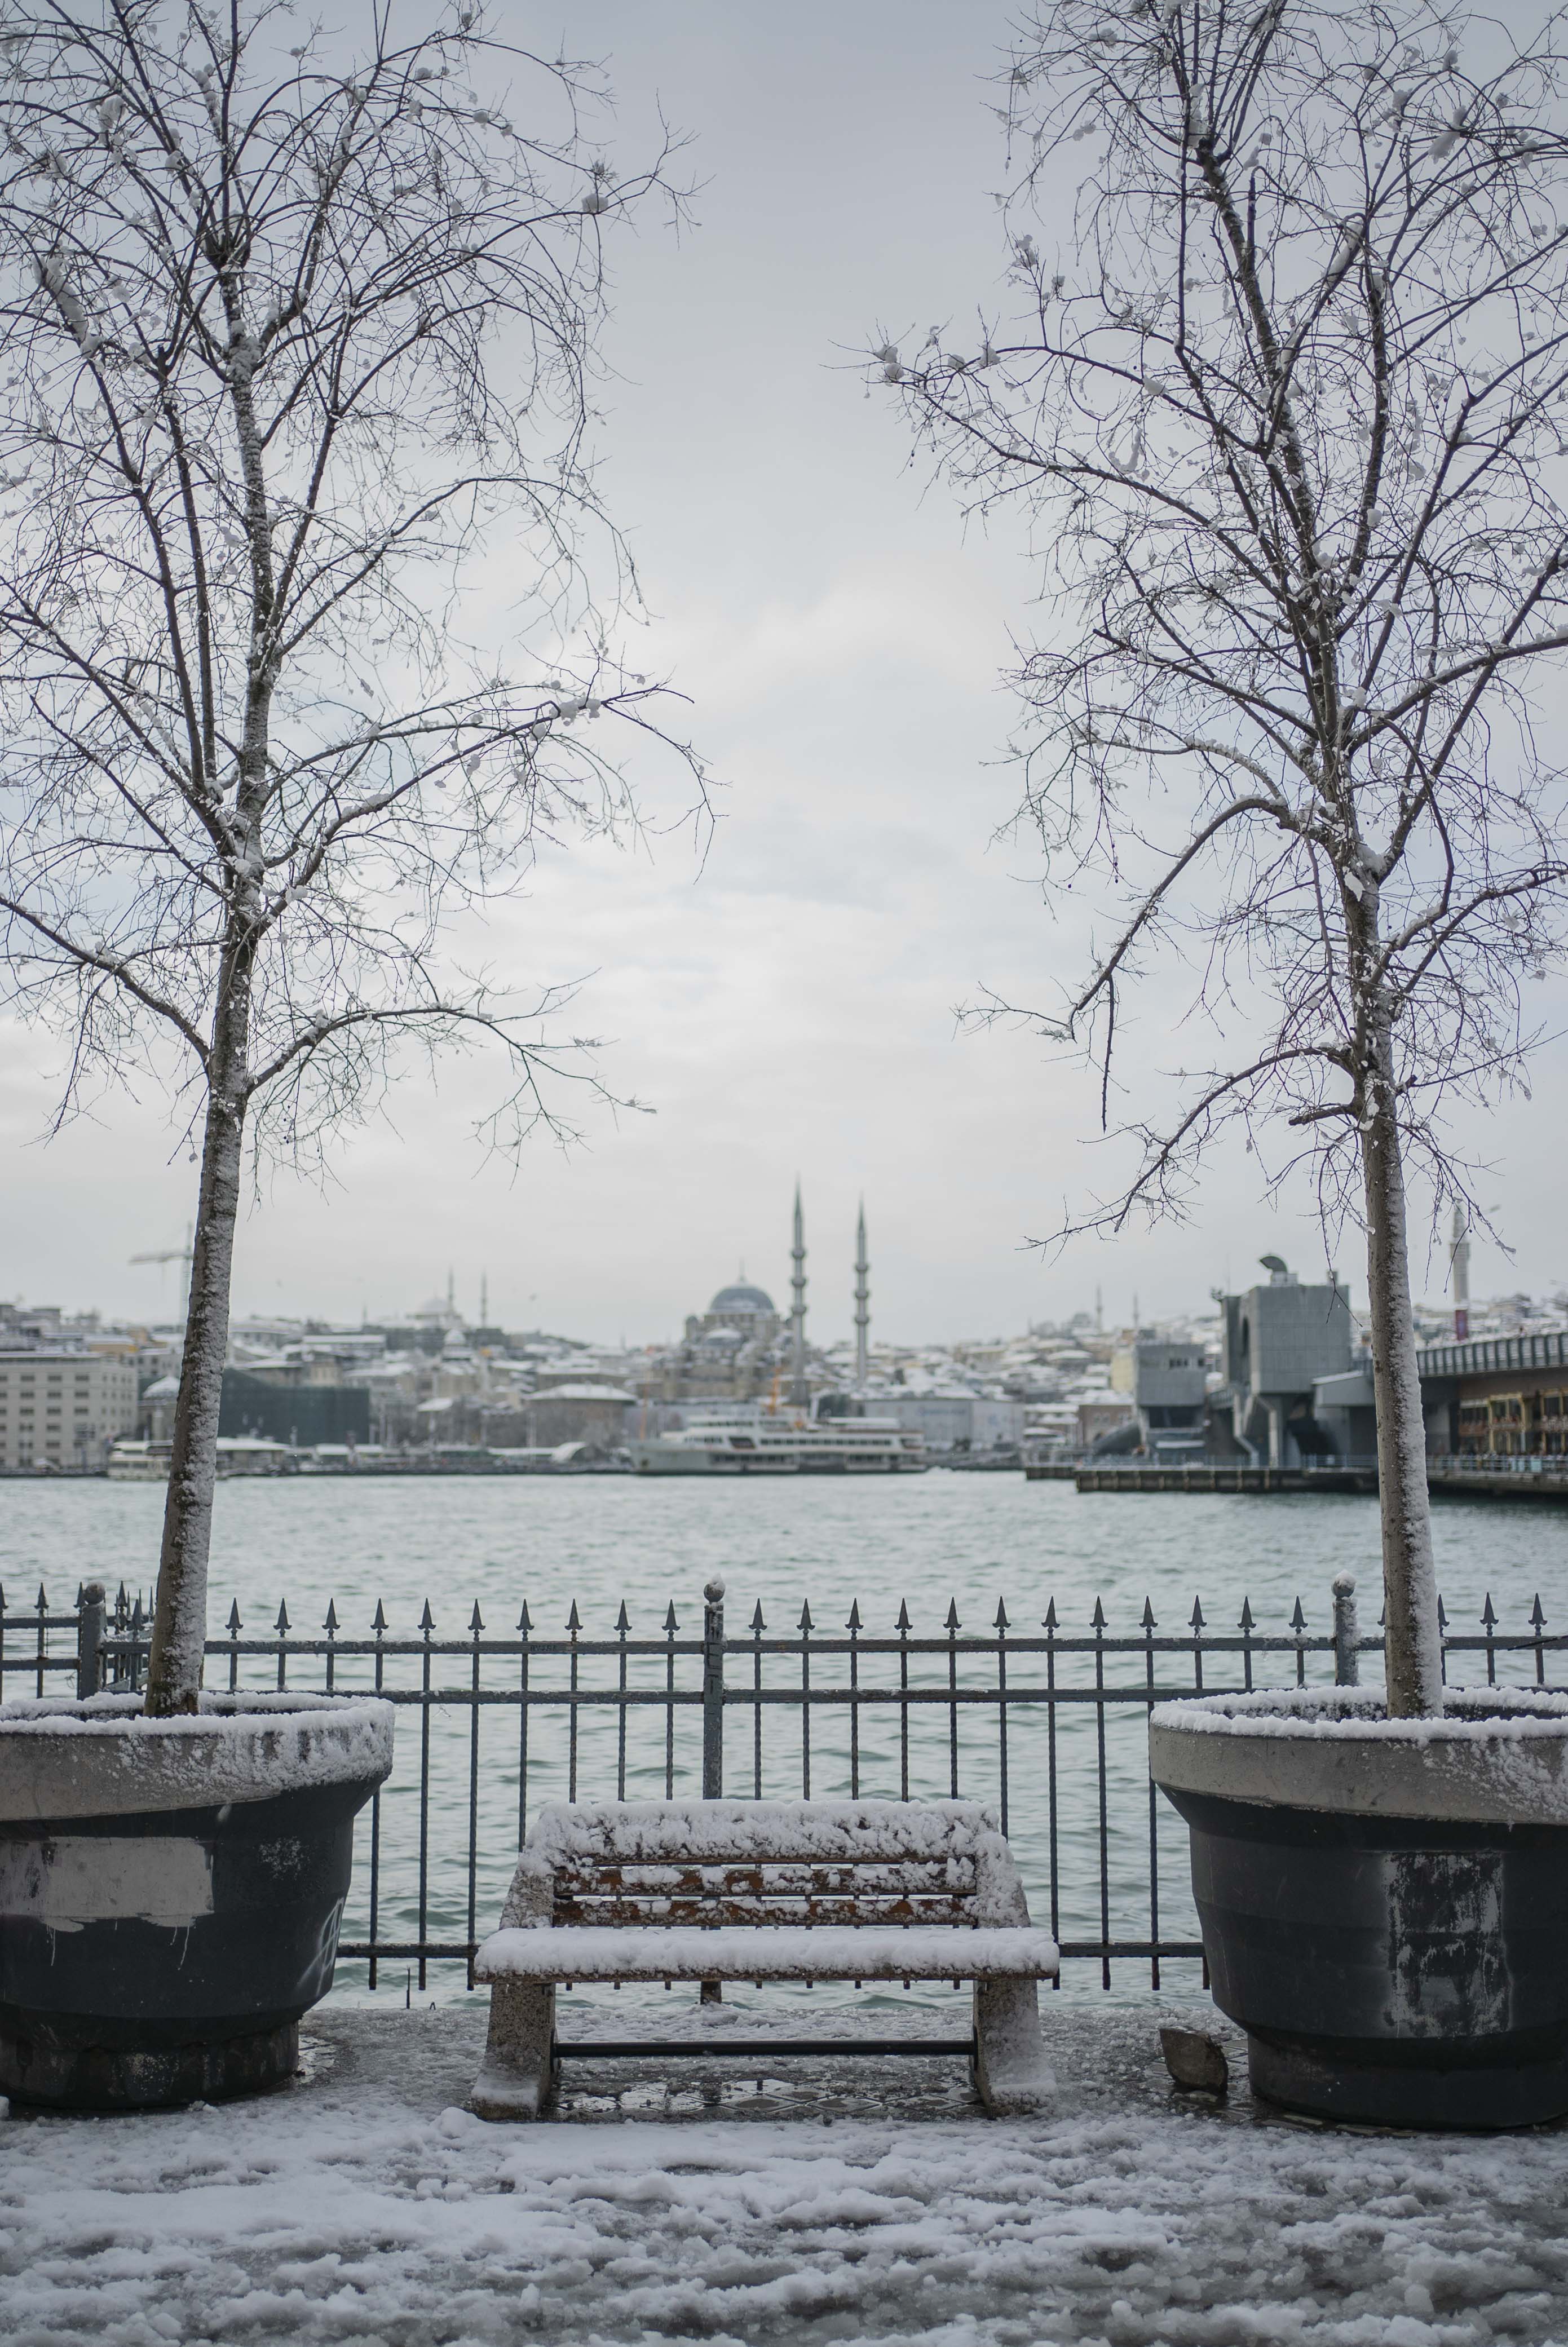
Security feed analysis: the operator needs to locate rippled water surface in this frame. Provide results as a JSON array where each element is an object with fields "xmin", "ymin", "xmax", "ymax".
[
  {"xmin": 5, "ymin": 1471, "xmax": 1565, "ymax": 2014},
  {"xmin": 7, "ymin": 1465, "xmax": 1565, "ymax": 1630}
]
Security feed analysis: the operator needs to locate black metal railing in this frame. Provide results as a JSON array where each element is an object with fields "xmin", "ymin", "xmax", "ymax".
[{"xmin": 3, "ymin": 1575, "xmax": 1565, "ymax": 1996}]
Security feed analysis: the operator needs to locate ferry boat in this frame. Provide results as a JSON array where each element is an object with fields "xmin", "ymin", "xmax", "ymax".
[
  {"xmin": 106, "ymin": 1436, "xmax": 295, "ymax": 1482},
  {"xmin": 627, "ymin": 1411, "xmax": 927, "ymax": 1475}
]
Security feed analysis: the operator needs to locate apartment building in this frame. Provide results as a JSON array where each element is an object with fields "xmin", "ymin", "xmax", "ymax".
[{"xmin": 0, "ymin": 1347, "xmax": 141, "ymax": 1470}]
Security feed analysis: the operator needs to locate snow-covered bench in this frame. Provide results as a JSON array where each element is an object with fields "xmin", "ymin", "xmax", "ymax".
[{"xmin": 469, "ymin": 1798, "xmax": 1057, "ymax": 2120}]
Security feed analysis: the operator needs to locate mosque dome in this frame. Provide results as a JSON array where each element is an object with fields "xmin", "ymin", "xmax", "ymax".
[{"xmin": 707, "ymin": 1282, "xmax": 776, "ymax": 1318}]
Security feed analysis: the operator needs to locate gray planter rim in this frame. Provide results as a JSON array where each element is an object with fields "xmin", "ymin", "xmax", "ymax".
[
  {"xmin": 0, "ymin": 1691, "xmax": 395, "ymax": 1823},
  {"xmin": 1148, "ymin": 1685, "xmax": 1568, "ymax": 1826}
]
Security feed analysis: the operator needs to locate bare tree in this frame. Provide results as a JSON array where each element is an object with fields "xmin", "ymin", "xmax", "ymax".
[
  {"xmin": 0, "ymin": 1, "xmax": 701, "ymax": 1713},
  {"xmin": 878, "ymin": 0, "xmax": 1568, "ymax": 1714}
]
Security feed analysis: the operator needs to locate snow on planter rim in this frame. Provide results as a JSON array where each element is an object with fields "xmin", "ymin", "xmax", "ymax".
[
  {"xmin": 0, "ymin": 1691, "xmax": 395, "ymax": 1823},
  {"xmin": 1147, "ymin": 1685, "xmax": 1568, "ymax": 1825}
]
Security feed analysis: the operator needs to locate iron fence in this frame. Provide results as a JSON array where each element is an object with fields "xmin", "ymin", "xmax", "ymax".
[{"xmin": 3, "ymin": 1575, "xmax": 1565, "ymax": 1996}]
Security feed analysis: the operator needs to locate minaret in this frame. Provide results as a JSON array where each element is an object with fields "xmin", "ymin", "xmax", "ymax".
[
  {"xmin": 789, "ymin": 1182, "xmax": 807, "ymax": 1406},
  {"xmin": 1451, "ymin": 1202, "xmax": 1470, "ymax": 1341},
  {"xmin": 854, "ymin": 1199, "xmax": 870, "ymax": 1389},
  {"xmin": 479, "ymin": 1270, "xmax": 489, "ymax": 1328}
]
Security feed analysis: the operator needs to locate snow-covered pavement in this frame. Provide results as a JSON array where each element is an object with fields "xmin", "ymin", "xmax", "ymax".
[{"xmin": 3, "ymin": 1998, "xmax": 1567, "ymax": 2345}]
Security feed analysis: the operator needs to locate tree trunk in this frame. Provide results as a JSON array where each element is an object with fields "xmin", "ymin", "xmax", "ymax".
[
  {"xmin": 145, "ymin": 957, "xmax": 252, "ymax": 1716},
  {"xmin": 1362, "ymin": 1005, "xmax": 1443, "ymax": 1718}
]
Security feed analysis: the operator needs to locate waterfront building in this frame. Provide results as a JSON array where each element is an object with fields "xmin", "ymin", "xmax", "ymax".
[
  {"xmin": 839, "ymin": 1391, "xmax": 1027, "ymax": 1453},
  {"xmin": 219, "ymin": 1367, "xmax": 371, "ymax": 1449},
  {"xmin": 527, "ymin": 1382, "xmax": 636, "ymax": 1449},
  {"xmin": 0, "ymin": 1345, "xmax": 140, "ymax": 1470},
  {"xmin": 1217, "ymin": 1261, "xmax": 1353, "ymax": 1466},
  {"xmin": 1415, "ymin": 1328, "xmax": 1568, "ymax": 1458},
  {"xmin": 1110, "ymin": 1337, "xmax": 1210, "ymax": 1461}
]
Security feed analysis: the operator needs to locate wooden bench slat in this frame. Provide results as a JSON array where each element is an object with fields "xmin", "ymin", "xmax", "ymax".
[
  {"xmin": 476, "ymin": 1923, "xmax": 1060, "ymax": 1984},
  {"xmin": 555, "ymin": 1862, "xmax": 978, "ymax": 1893},
  {"xmin": 554, "ymin": 1895, "xmax": 978, "ymax": 1928}
]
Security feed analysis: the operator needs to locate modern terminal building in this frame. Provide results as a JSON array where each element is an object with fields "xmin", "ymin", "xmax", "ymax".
[{"xmin": 1216, "ymin": 1259, "xmax": 1356, "ymax": 1468}]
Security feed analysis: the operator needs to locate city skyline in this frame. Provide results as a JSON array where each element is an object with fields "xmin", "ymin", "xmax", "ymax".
[{"xmin": 3, "ymin": 0, "xmax": 1567, "ymax": 1346}]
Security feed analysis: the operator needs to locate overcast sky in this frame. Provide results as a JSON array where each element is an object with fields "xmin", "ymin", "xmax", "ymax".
[{"xmin": 3, "ymin": 0, "xmax": 1566, "ymax": 1345}]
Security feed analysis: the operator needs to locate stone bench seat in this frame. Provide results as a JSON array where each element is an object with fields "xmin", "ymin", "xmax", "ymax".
[{"xmin": 475, "ymin": 1922, "xmax": 1061, "ymax": 1983}]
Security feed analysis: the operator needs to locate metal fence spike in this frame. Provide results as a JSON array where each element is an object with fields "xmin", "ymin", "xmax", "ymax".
[
  {"xmin": 1141, "ymin": 1597, "xmax": 1156, "ymax": 1630},
  {"xmin": 945, "ymin": 1598, "xmax": 961, "ymax": 1632},
  {"xmin": 470, "ymin": 1603, "xmax": 485, "ymax": 1634},
  {"xmin": 896, "ymin": 1599, "xmax": 912, "ymax": 1632},
  {"xmin": 518, "ymin": 1602, "xmax": 533, "ymax": 1634},
  {"xmin": 798, "ymin": 1600, "xmax": 814, "ymax": 1632},
  {"xmin": 1190, "ymin": 1595, "xmax": 1206, "ymax": 1631},
  {"xmin": 1437, "ymin": 1594, "xmax": 1449, "ymax": 1630},
  {"xmin": 372, "ymin": 1599, "xmax": 388, "ymax": 1633},
  {"xmin": 750, "ymin": 1601, "xmax": 766, "ymax": 1632},
  {"xmin": 846, "ymin": 1599, "xmax": 862, "ymax": 1631},
  {"xmin": 324, "ymin": 1600, "xmax": 339, "ymax": 1633},
  {"xmin": 276, "ymin": 1600, "xmax": 290, "ymax": 1634},
  {"xmin": 1482, "ymin": 1592, "xmax": 1498, "ymax": 1628},
  {"xmin": 74, "ymin": 1581, "xmax": 84, "ymax": 1609},
  {"xmin": 1044, "ymin": 1597, "xmax": 1058, "ymax": 1631},
  {"xmin": 1239, "ymin": 1597, "xmax": 1255, "ymax": 1632},
  {"xmin": 664, "ymin": 1602, "xmax": 679, "ymax": 1633},
  {"xmin": 0, "ymin": 1585, "xmax": 7, "ymax": 1616},
  {"xmin": 616, "ymin": 1601, "xmax": 630, "ymax": 1633},
  {"xmin": 995, "ymin": 1597, "xmax": 1010, "ymax": 1632},
  {"xmin": 1534, "ymin": 1593, "xmax": 1548, "ymax": 1628},
  {"xmin": 419, "ymin": 1600, "xmax": 435, "ymax": 1633},
  {"xmin": 1290, "ymin": 1597, "xmax": 1306, "ymax": 1633},
  {"xmin": 36, "ymin": 1581, "xmax": 47, "ymax": 1612},
  {"xmin": 1092, "ymin": 1597, "xmax": 1107, "ymax": 1630},
  {"xmin": 227, "ymin": 1599, "xmax": 242, "ymax": 1633},
  {"xmin": 566, "ymin": 1600, "xmax": 581, "ymax": 1632}
]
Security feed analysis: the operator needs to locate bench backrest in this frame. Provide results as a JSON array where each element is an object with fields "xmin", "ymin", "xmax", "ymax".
[{"xmin": 499, "ymin": 1800, "xmax": 1031, "ymax": 1931}]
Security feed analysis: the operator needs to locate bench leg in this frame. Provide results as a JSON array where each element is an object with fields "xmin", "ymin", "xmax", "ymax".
[
  {"xmin": 971, "ymin": 1978, "xmax": 1055, "ymax": 2116},
  {"xmin": 470, "ymin": 1982, "xmax": 557, "ymax": 2121}
]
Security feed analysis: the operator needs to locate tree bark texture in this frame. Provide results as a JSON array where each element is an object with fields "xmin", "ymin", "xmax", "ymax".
[
  {"xmin": 145, "ymin": 949, "xmax": 253, "ymax": 1716},
  {"xmin": 1362, "ymin": 1002, "xmax": 1443, "ymax": 1718}
]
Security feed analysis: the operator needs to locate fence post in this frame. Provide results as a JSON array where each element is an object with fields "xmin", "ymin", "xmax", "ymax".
[
  {"xmin": 702, "ymin": 1576, "xmax": 726, "ymax": 1799},
  {"xmin": 76, "ymin": 1580, "xmax": 107, "ymax": 1699},
  {"xmin": 699, "ymin": 1577, "xmax": 726, "ymax": 2006},
  {"xmin": 1332, "ymin": 1572, "xmax": 1359, "ymax": 1687}
]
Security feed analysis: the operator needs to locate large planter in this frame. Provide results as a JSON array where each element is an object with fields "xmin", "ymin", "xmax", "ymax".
[
  {"xmin": 1149, "ymin": 1685, "xmax": 1568, "ymax": 2128},
  {"xmin": 0, "ymin": 1690, "xmax": 394, "ymax": 2110}
]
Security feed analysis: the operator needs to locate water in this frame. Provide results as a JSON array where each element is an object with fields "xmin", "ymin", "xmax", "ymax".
[
  {"xmin": 10, "ymin": 1466, "xmax": 1564, "ymax": 1631},
  {"xmin": 4, "ymin": 1471, "xmax": 1565, "ymax": 2019}
]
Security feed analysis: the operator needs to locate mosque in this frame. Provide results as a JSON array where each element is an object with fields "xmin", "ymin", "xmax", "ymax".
[{"xmin": 645, "ymin": 1188, "xmax": 871, "ymax": 1405}]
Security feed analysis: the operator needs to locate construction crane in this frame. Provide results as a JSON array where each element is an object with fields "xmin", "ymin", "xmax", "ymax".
[{"xmin": 130, "ymin": 1225, "xmax": 193, "ymax": 1320}]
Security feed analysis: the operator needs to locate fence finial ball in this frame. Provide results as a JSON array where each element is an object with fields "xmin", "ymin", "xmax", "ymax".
[
  {"xmin": 704, "ymin": 1577, "xmax": 726, "ymax": 1605},
  {"xmin": 1332, "ymin": 1571, "xmax": 1357, "ymax": 1598}
]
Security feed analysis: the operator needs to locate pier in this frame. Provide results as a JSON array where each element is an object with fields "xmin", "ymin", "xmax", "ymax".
[
  {"xmin": 1043, "ymin": 1457, "xmax": 1568, "ymax": 1501},
  {"xmin": 1071, "ymin": 1462, "xmax": 1376, "ymax": 1495}
]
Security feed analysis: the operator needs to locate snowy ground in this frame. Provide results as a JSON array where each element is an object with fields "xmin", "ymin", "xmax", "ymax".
[{"xmin": 4, "ymin": 1996, "xmax": 1568, "ymax": 2346}]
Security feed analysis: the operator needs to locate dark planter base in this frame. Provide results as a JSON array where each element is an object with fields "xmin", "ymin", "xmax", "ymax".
[
  {"xmin": 0, "ymin": 1728, "xmax": 389, "ymax": 2113},
  {"xmin": 1, "ymin": 2015, "xmax": 300, "ymax": 2111},
  {"xmin": 1247, "ymin": 2027, "xmax": 1568, "ymax": 2132},
  {"xmin": 1164, "ymin": 1785, "xmax": 1568, "ymax": 2130}
]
